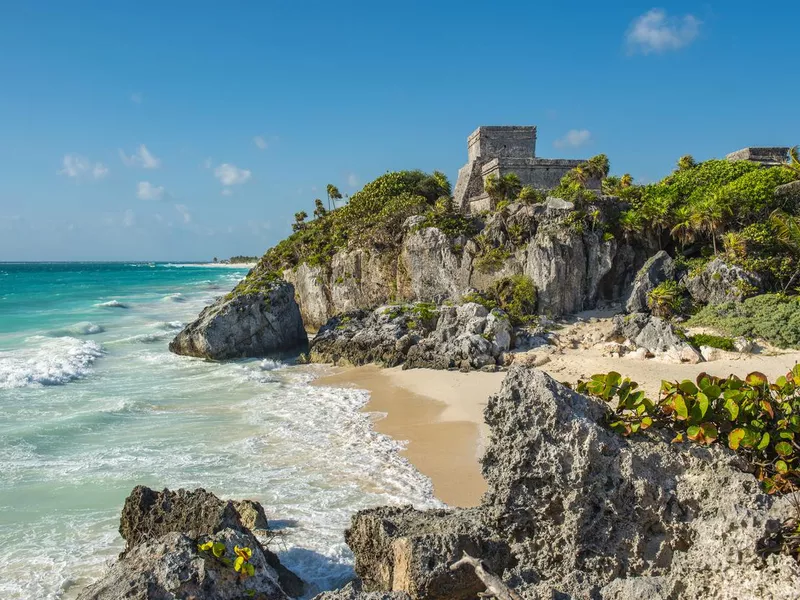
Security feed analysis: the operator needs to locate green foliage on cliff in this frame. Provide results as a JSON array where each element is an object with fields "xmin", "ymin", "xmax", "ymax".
[
  {"xmin": 260, "ymin": 170, "xmax": 452, "ymax": 273},
  {"xmin": 462, "ymin": 275, "xmax": 537, "ymax": 326},
  {"xmin": 686, "ymin": 294, "xmax": 800, "ymax": 348}
]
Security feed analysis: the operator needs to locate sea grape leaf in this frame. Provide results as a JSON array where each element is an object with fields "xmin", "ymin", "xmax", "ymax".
[
  {"xmin": 729, "ymin": 428, "xmax": 745, "ymax": 450},
  {"xmin": 775, "ymin": 441, "xmax": 793, "ymax": 457}
]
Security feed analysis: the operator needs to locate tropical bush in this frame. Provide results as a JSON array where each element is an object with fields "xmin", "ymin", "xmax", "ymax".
[
  {"xmin": 576, "ymin": 368, "xmax": 800, "ymax": 496},
  {"xmin": 687, "ymin": 294, "xmax": 800, "ymax": 349},
  {"xmin": 647, "ymin": 280, "xmax": 685, "ymax": 318},
  {"xmin": 462, "ymin": 275, "xmax": 537, "ymax": 326},
  {"xmin": 687, "ymin": 333, "xmax": 736, "ymax": 351}
]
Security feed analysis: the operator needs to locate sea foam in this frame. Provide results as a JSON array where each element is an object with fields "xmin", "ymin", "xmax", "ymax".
[
  {"xmin": 0, "ymin": 336, "xmax": 103, "ymax": 389},
  {"xmin": 95, "ymin": 300, "xmax": 128, "ymax": 309}
]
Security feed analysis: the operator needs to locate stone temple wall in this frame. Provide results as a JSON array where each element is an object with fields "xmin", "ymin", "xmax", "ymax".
[{"xmin": 455, "ymin": 125, "xmax": 597, "ymax": 213}]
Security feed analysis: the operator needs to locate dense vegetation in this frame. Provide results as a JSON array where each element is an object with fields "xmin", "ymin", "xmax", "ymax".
[
  {"xmin": 687, "ymin": 294, "xmax": 800, "ymax": 349},
  {"xmin": 260, "ymin": 170, "xmax": 452, "ymax": 273},
  {"xmin": 462, "ymin": 275, "xmax": 538, "ymax": 326}
]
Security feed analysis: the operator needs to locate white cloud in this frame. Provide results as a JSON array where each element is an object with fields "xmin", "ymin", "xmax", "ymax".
[
  {"xmin": 119, "ymin": 144, "xmax": 161, "ymax": 169},
  {"xmin": 253, "ymin": 136, "xmax": 267, "ymax": 150},
  {"xmin": 123, "ymin": 209, "xmax": 136, "ymax": 228},
  {"xmin": 59, "ymin": 154, "xmax": 109, "ymax": 180},
  {"xmin": 347, "ymin": 173, "xmax": 359, "ymax": 187},
  {"xmin": 131, "ymin": 92, "xmax": 143, "ymax": 104},
  {"xmin": 214, "ymin": 163, "xmax": 251, "ymax": 186},
  {"xmin": 221, "ymin": 188, "xmax": 233, "ymax": 196},
  {"xmin": 626, "ymin": 9, "xmax": 701, "ymax": 55},
  {"xmin": 174, "ymin": 204, "xmax": 192, "ymax": 223},
  {"xmin": 137, "ymin": 181, "xmax": 165, "ymax": 201},
  {"xmin": 554, "ymin": 129, "xmax": 592, "ymax": 149}
]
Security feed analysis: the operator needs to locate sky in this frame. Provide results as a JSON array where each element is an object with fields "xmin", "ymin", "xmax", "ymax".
[{"xmin": 0, "ymin": 1, "xmax": 798, "ymax": 261}]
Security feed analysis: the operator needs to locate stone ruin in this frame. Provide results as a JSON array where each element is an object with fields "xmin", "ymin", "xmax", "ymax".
[
  {"xmin": 453, "ymin": 125, "xmax": 600, "ymax": 213},
  {"xmin": 726, "ymin": 146, "xmax": 790, "ymax": 166}
]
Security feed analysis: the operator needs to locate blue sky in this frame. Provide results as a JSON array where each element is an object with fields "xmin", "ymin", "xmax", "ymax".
[{"xmin": 0, "ymin": 1, "xmax": 797, "ymax": 261}]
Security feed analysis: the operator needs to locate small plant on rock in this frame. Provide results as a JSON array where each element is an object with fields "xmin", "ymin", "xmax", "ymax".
[{"xmin": 647, "ymin": 280, "xmax": 685, "ymax": 318}]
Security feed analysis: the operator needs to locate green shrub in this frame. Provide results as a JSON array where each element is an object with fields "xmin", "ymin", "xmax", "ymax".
[
  {"xmin": 576, "ymin": 368, "xmax": 800, "ymax": 496},
  {"xmin": 647, "ymin": 280, "xmax": 685, "ymax": 318},
  {"xmin": 687, "ymin": 294, "xmax": 800, "ymax": 348},
  {"xmin": 473, "ymin": 235, "xmax": 512, "ymax": 274},
  {"xmin": 487, "ymin": 275, "xmax": 538, "ymax": 326},
  {"xmin": 687, "ymin": 333, "xmax": 735, "ymax": 351}
]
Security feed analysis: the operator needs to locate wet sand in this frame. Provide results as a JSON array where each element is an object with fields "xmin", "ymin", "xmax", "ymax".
[{"xmin": 314, "ymin": 365, "xmax": 504, "ymax": 508}]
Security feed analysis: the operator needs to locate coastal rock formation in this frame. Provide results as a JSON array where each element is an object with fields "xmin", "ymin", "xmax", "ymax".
[
  {"xmin": 684, "ymin": 257, "xmax": 762, "ymax": 305},
  {"xmin": 279, "ymin": 202, "xmax": 648, "ymax": 329},
  {"xmin": 609, "ymin": 312, "xmax": 702, "ymax": 363},
  {"xmin": 624, "ymin": 250, "xmax": 676, "ymax": 313},
  {"xmin": 78, "ymin": 529, "xmax": 290, "ymax": 600},
  {"xmin": 79, "ymin": 486, "xmax": 304, "ymax": 600},
  {"xmin": 169, "ymin": 278, "xmax": 307, "ymax": 360},
  {"xmin": 339, "ymin": 367, "xmax": 800, "ymax": 599},
  {"xmin": 308, "ymin": 302, "xmax": 511, "ymax": 371}
]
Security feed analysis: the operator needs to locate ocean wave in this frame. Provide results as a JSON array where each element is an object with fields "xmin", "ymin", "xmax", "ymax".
[
  {"xmin": 95, "ymin": 300, "xmax": 128, "ymax": 309},
  {"xmin": 152, "ymin": 320, "xmax": 184, "ymax": 330},
  {"xmin": 0, "ymin": 336, "xmax": 103, "ymax": 389},
  {"xmin": 162, "ymin": 293, "xmax": 186, "ymax": 303},
  {"xmin": 50, "ymin": 321, "xmax": 105, "ymax": 336}
]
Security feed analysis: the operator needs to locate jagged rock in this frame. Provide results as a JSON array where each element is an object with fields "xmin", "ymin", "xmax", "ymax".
[
  {"xmin": 480, "ymin": 367, "xmax": 800, "ymax": 598},
  {"xmin": 400, "ymin": 227, "xmax": 471, "ymax": 304},
  {"xmin": 117, "ymin": 486, "xmax": 303, "ymax": 597},
  {"xmin": 309, "ymin": 303, "xmax": 512, "ymax": 371},
  {"xmin": 313, "ymin": 581, "xmax": 411, "ymax": 599},
  {"xmin": 77, "ymin": 528, "xmax": 289, "ymax": 600},
  {"xmin": 169, "ymin": 279, "xmax": 307, "ymax": 360},
  {"xmin": 344, "ymin": 506, "xmax": 513, "ymax": 600},
  {"xmin": 684, "ymin": 258, "xmax": 762, "ymax": 305},
  {"xmin": 610, "ymin": 312, "xmax": 702, "ymax": 363},
  {"xmin": 734, "ymin": 336, "xmax": 755, "ymax": 353},
  {"xmin": 625, "ymin": 250, "xmax": 676, "ymax": 313}
]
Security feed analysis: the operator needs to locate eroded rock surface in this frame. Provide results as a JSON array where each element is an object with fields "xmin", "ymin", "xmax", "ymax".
[
  {"xmin": 624, "ymin": 250, "xmax": 676, "ymax": 313},
  {"xmin": 308, "ymin": 302, "xmax": 511, "ymax": 371},
  {"xmin": 684, "ymin": 257, "xmax": 762, "ymax": 305},
  {"xmin": 341, "ymin": 367, "xmax": 800, "ymax": 599},
  {"xmin": 81, "ymin": 486, "xmax": 304, "ymax": 600},
  {"xmin": 169, "ymin": 278, "xmax": 307, "ymax": 360},
  {"xmin": 610, "ymin": 312, "xmax": 702, "ymax": 363}
]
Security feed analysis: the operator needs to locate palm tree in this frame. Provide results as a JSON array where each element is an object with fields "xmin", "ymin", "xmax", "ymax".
[
  {"xmin": 484, "ymin": 173, "xmax": 522, "ymax": 205},
  {"xmin": 620, "ymin": 173, "xmax": 633, "ymax": 188},
  {"xmin": 785, "ymin": 146, "xmax": 800, "ymax": 176},
  {"xmin": 770, "ymin": 209, "xmax": 800, "ymax": 290},
  {"xmin": 326, "ymin": 184, "xmax": 342, "ymax": 211},
  {"xmin": 677, "ymin": 155, "xmax": 696, "ymax": 171},
  {"xmin": 691, "ymin": 196, "xmax": 730, "ymax": 255},
  {"xmin": 669, "ymin": 205, "xmax": 697, "ymax": 248},
  {"xmin": 313, "ymin": 198, "xmax": 327, "ymax": 219}
]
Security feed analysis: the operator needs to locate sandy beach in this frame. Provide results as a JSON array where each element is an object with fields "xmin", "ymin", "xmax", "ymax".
[{"xmin": 315, "ymin": 324, "xmax": 800, "ymax": 510}]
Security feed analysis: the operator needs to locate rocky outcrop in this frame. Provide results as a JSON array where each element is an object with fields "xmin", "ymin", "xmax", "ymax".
[
  {"xmin": 308, "ymin": 302, "xmax": 512, "ymax": 371},
  {"xmin": 341, "ymin": 367, "xmax": 799, "ymax": 599},
  {"xmin": 79, "ymin": 486, "xmax": 304, "ymax": 600},
  {"xmin": 609, "ymin": 312, "xmax": 703, "ymax": 363},
  {"xmin": 625, "ymin": 250, "xmax": 676, "ymax": 313},
  {"xmin": 265, "ymin": 202, "xmax": 649, "ymax": 329},
  {"xmin": 684, "ymin": 257, "xmax": 762, "ymax": 305},
  {"xmin": 169, "ymin": 279, "xmax": 307, "ymax": 359}
]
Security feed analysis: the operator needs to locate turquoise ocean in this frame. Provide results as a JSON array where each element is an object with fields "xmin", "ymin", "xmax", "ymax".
[{"xmin": 0, "ymin": 262, "xmax": 439, "ymax": 599}]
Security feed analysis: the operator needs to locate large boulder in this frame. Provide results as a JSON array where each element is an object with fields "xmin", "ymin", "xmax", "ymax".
[
  {"xmin": 338, "ymin": 367, "xmax": 799, "ymax": 599},
  {"xmin": 80, "ymin": 487, "xmax": 304, "ymax": 600},
  {"xmin": 343, "ymin": 506, "xmax": 512, "ymax": 600},
  {"xmin": 308, "ymin": 303, "xmax": 512, "ymax": 372},
  {"xmin": 625, "ymin": 250, "xmax": 676, "ymax": 313},
  {"xmin": 684, "ymin": 257, "xmax": 762, "ymax": 305},
  {"xmin": 609, "ymin": 312, "xmax": 702, "ymax": 363},
  {"xmin": 78, "ymin": 529, "xmax": 289, "ymax": 600},
  {"xmin": 169, "ymin": 278, "xmax": 307, "ymax": 360}
]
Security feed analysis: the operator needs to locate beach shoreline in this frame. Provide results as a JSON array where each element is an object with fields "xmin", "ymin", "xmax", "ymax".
[{"xmin": 314, "ymin": 365, "xmax": 504, "ymax": 508}]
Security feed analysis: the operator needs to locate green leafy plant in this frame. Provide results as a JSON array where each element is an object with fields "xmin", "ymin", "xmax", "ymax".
[
  {"xmin": 647, "ymin": 280, "xmax": 685, "ymax": 318},
  {"xmin": 197, "ymin": 541, "xmax": 256, "ymax": 579},
  {"xmin": 484, "ymin": 173, "xmax": 522, "ymax": 206},
  {"xmin": 687, "ymin": 333, "xmax": 736, "ymax": 351},
  {"xmin": 577, "ymin": 367, "xmax": 800, "ymax": 496},
  {"xmin": 462, "ymin": 276, "xmax": 537, "ymax": 326}
]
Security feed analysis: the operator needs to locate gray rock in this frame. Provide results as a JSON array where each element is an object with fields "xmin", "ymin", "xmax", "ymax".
[
  {"xmin": 309, "ymin": 303, "xmax": 512, "ymax": 372},
  {"xmin": 684, "ymin": 258, "xmax": 761, "ymax": 305},
  {"xmin": 344, "ymin": 506, "xmax": 512, "ymax": 600},
  {"xmin": 117, "ymin": 486, "xmax": 304, "ymax": 597},
  {"xmin": 169, "ymin": 278, "xmax": 307, "ymax": 360},
  {"xmin": 625, "ymin": 250, "xmax": 676, "ymax": 313},
  {"xmin": 313, "ymin": 581, "xmax": 411, "ymax": 600},
  {"xmin": 610, "ymin": 312, "xmax": 702, "ymax": 362},
  {"xmin": 77, "ymin": 529, "xmax": 289, "ymax": 600}
]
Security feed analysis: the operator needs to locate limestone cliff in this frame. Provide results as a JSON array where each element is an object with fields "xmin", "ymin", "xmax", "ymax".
[{"xmin": 246, "ymin": 199, "xmax": 651, "ymax": 329}]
